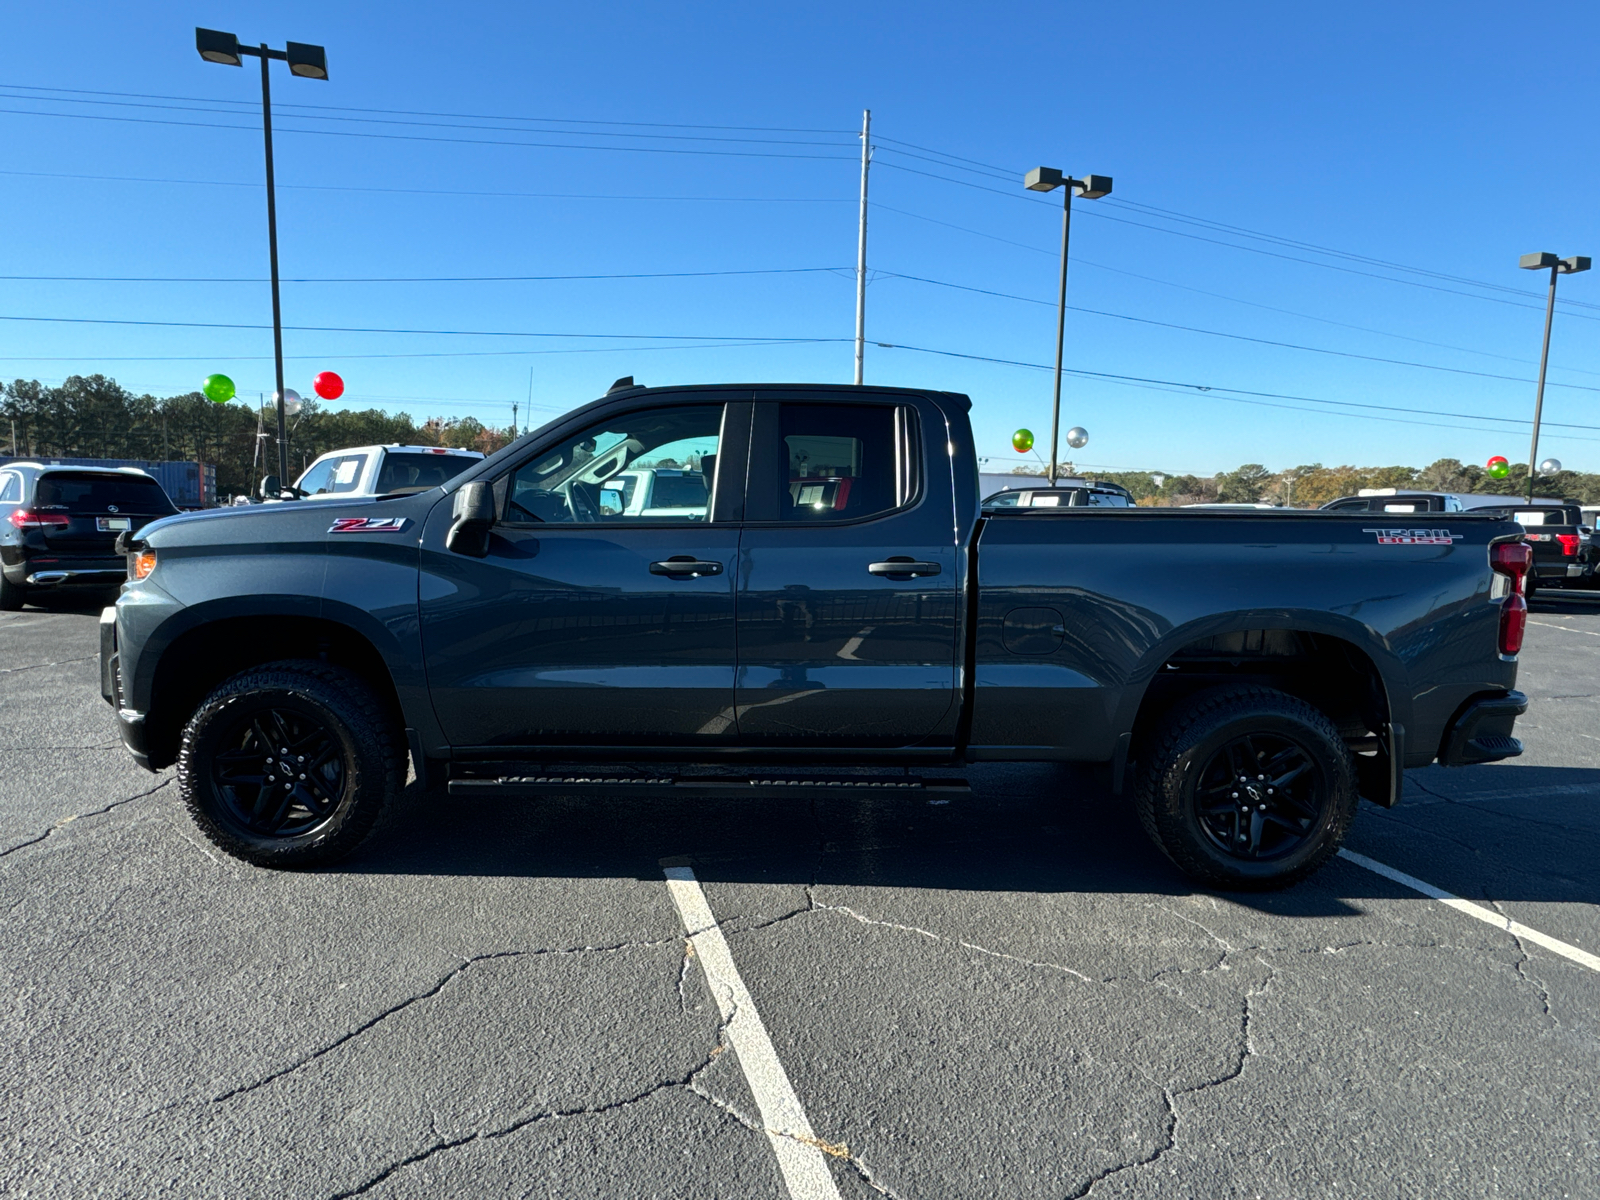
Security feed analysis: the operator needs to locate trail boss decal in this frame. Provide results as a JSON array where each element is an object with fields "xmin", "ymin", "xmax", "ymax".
[
  {"xmin": 1363, "ymin": 528, "xmax": 1464, "ymax": 546},
  {"xmin": 329, "ymin": 517, "xmax": 409, "ymax": 534}
]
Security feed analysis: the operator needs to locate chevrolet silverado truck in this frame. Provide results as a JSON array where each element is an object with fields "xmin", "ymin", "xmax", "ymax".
[{"xmin": 100, "ymin": 382, "xmax": 1532, "ymax": 889}]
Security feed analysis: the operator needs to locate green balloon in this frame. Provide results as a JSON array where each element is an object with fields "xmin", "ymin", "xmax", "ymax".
[
  {"xmin": 1486, "ymin": 455, "xmax": 1510, "ymax": 480},
  {"xmin": 203, "ymin": 374, "xmax": 236, "ymax": 404},
  {"xmin": 1012, "ymin": 428, "xmax": 1035, "ymax": 453}
]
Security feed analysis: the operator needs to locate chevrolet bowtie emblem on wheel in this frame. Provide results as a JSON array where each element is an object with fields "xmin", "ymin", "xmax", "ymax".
[
  {"xmin": 328, "ymin": 517, "xmax": 409, "ymax": 533},
  {"xmin": 1363, "ymin": 528, "xmax": 1465, "ymax": 545}
]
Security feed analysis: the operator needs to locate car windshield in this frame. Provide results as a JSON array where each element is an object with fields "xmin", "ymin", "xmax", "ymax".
[
  {"xmin": 375, "ymin": 452, "xmax": 477, "ymax": 494},
  {"xmin": 34, "ymin": 472, "xmax": 176, "ymax": 514}
]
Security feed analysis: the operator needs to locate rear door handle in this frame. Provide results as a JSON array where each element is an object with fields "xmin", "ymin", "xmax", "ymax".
[
  {"xmin": 868, "ymin": 558, "xmax": 942, "ymax": 578},
  {"xmin": 650, "ymin": 557, "xmax": 723, "ymax": 578}
]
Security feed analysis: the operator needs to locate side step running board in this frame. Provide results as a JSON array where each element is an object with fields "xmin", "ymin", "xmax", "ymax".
[{"xmin": 447, "ymin": 773, "xmax": 971, "ymax": 799}]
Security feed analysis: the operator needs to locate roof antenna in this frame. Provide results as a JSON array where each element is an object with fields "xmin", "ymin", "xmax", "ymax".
[{"xmin": 606, "ymin": 376, "xmax": 637, "ymax": 395}]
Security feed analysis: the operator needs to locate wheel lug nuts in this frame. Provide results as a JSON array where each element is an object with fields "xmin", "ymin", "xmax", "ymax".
[
  {"xmin": 267, "ymin": 775, "xmax": 274, "ymax": 781},
  {"xmin": 1231, "ymin": 792, "xmax": 1239, "ymax": 798},
  {"xmin": 298, "ymin": 774, "xmax": 306, "ymax": 780},
  {"xmin": 1258, "ymin": 804, "xmax": 1266, "ymax": 811}
]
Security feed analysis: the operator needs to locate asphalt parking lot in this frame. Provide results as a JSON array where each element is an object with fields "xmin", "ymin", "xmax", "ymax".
[{"xmin": 2, "ymin": 591, "xmax": 1597, "ymax": 1199}]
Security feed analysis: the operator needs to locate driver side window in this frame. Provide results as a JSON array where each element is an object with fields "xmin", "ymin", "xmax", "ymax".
[{"xmin": 503, "ymin": 404, "xmax": 724, "ymax": 525}]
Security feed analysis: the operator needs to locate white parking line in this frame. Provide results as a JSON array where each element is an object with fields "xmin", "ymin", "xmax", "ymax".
[
  {"xmin": 663, "ymin": 865, "xmax": 844, "ymax": 1200},
  {"xmin": 1339, "ymin": 849, "xmax": 1600, "ymax": 973},
  {"xmin": 1529, "ymin": 619, "xmax": 1600, "ymax": 637}
]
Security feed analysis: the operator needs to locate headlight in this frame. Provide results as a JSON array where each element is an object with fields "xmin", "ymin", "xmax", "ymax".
[{"xmin": 131, "ymin": 550, "xmax": 157, "ymax": 580}]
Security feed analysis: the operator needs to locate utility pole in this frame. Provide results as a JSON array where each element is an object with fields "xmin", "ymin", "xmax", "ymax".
[{"xmin": 853, "ymin": 109, "xmax": 871, "ymax": 386}]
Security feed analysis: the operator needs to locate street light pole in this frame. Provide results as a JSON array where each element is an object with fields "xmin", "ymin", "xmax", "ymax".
[
  {"xmin": 1518, "ymin": 252, "xmax": 1590, "ymax": 502},
  {"xmin": 1024, "ymin": 168, "xmax": 1111, "ymax": 485},
  {"xmin": 196, "ymin": 28, "xmax": 328, "ymax": 491},
  {"xmin": 257, "ymin": 47, "xmax": 289, "ymax": 489}
]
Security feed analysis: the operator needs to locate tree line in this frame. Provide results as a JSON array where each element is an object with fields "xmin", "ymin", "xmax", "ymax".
[
  {"xmin": 7, "ymin": 374, "xmax": 1597, "ymax": 508},
  {"xmin": 1, "ymin": 374, "xmax": 516, "ymax": 500},
  {"xmin": 1035, "ymin": 458, "xmax": 1600, "ymax": 506}
]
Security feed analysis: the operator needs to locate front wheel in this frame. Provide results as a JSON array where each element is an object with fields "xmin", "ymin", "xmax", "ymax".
[
  {"xmin": 177, "ymin": 661, "xmax": 403, "ymax": 868},
  {"xmin": 1134, "ymin": 686, "xmax": 1359, "ymax": 890}
]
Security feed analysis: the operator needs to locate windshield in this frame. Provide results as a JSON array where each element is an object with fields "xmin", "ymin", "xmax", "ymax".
[{"xmin": 34, "ymin": 472, "xmax": 176, "ymax": 514}]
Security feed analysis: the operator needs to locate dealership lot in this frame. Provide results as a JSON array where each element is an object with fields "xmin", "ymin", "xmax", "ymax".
[{"xmin": 2, "ymin": 595, "xmax": 1597, "ymax": 1198}]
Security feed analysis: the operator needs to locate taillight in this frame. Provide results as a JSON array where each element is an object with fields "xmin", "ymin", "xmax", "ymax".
[
  {"xmin": 7, "ymin": 509, "xmax": 71, "ymax": 530},
  {"xmin": 1491, "ymin": 541, "xmax": 1532, "ymax": 655},
  {"xmin": 1556, "ymin": 533, "xmax": 1581, "ymax": 556}
]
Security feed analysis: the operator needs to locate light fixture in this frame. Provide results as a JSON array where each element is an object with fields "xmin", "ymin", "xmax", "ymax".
[{"xmin": 195, "ymin": 28, "xmax": 242, "ymax": 67}]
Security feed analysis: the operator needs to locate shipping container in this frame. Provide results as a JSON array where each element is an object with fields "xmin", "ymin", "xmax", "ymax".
[{"xmin": 0, "ymin": 457, "xmax": 217, "ymax": 508}]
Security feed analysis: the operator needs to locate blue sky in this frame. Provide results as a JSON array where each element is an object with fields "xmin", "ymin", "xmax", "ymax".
[{"xmin": 1, "ymin": 1, "xmax": 1597, "ymax": 475}]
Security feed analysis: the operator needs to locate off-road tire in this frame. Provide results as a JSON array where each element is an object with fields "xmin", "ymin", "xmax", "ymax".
[
  {"xmin": 0, "ymin": 574, "xmax": 25, "ymax": 611},
  {"xmin": 178, "ymin": 660, "xmax": 403, "ymax": 868},
  {"xmin": 1134, "ymin": 685, "xmax": 1359, "ymax": 890}
]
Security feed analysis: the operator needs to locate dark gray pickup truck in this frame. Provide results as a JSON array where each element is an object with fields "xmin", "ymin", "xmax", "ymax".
[{"xmin": 101, "ymin": 382, "xmax": 1532, "ymax": 888}]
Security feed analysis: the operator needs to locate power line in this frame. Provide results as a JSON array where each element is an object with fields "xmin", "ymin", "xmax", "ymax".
[
  {"xmin": 0, "ymin": 167, "xmax": 853, "ymax": 203},
  {"xmin": 0, "ymin": 87, "xmax": 859, "ymax": 149},
  {"xmin": 876, "ymin": 270, "xmax": 1600, "ymax": 390},
  {"xmin": 0, "ymin": 266, "xmax": 852, "ymax": 284},
  {"xmin": 872, "ymin": 135, "xmax": 1600, "ymax": 315},
  {"xmin": 0, "ymin": 82, "xmax": 858, "ymax": 135},
  {"xmin": 871, "ymin": 342, "xmax": 1600, "ymax": 439},
  {"xmin": 0, "ymin": 312, "xmax": 847, "ymax": 342},
  {"xmin": 0, "ymin": 105, "xmax": 860, "ymax": 161},
  {"xmin": 872, "ymin": 159, "xmax": 1600, "ymax": 322}
]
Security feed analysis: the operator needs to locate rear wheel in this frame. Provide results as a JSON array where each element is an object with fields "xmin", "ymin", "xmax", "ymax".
[
  {"xmin": 0, "ymin": 574, "xmax": 25, "ymax": 611},
  {"xmin": 177, "ymin": 661, "xmax": 402, "ymax": 868},
  {"xmin": 1134, "ymin": 686, "xmax": 1358, "ymax": 890}
]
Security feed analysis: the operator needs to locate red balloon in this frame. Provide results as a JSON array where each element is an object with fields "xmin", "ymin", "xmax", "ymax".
[{"xmin": 313, "ymin": 371, "xmax": 345, "ymax": 400}]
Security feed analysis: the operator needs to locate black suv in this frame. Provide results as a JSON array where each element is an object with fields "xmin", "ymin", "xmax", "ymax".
[{"xmin": 0, "ymin": 463, "xmax": 178, "ymax": 609}]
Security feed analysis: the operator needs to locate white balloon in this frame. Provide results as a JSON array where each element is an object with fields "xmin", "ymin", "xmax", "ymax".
[
  {"xmin": 271, "ymin": 389, "xmax": 303, "ymax": 417},
  {"xmin": 1065, "ymin": 426, "xmax": 1089, "ymax": 449},
  {"xmin": 1539, "ymin": 458, "xmax": 1562, "ymax": 475}
]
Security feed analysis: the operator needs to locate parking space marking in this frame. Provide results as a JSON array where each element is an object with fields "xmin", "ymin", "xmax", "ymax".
[
  {"xmin": 1529, "ymin": 620, "xmax": 1600, "ymax": 637},
  {"xmin": 1339, "ymin": 850, "xmax": 1600, "ymax": 973},
  {"xmin": 663, "ymin": 865, "xmax": 844, "ymax": 1200}
]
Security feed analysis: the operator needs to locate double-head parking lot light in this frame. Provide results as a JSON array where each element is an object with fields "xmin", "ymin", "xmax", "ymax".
[
  {"xmin": 195, "ymin": 27, "xmax": 328, "ymax": 492},
  {"xmin": 1518, "ymin": 251, "xmax": 1589, "ymax": 502},
  {"xmin": 1024, "ymin": 169, "xmax": 1112, "ymax": 485}
]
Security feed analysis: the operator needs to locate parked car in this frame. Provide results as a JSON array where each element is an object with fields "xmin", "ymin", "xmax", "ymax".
[
  {"xmin": 982, "ymin": 480, "xmax": 1135, "ymax": 508},
  {"xmin": 1, "ymin": 463, "xmax": 177, "ymax": 609},
  {"xmin": 286, "ymin": 445, "xmax": 484, "ymax": 501},
  {"xmin": 104, "ymin": 381, "xmax": 1528, "ymax": 890}
]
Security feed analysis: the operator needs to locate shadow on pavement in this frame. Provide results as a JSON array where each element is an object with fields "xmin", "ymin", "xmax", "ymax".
[{"xmin": 333, "ymin": 757, "xmax": 1600, "ymax": 914}]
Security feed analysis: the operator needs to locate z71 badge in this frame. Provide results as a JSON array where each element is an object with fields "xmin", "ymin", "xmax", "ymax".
[
  {"xmin": 329, "ymin": 517, "xmax": 409, "ymax": 534},
  {"xmin": 1363, "ymin": 528, "xmax": 1463, "ymax": 545}
]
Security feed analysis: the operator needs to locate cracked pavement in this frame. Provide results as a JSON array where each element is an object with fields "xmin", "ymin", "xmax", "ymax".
[{"xmin": 2, "ymin": 594, "xmax": 1598, "ymax": 1197}]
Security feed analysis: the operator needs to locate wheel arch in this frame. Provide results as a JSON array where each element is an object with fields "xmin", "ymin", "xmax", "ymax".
[
  {"xmin": 1116, "ymin": 611, "xmax": 1405, "ymax": 805},
  {"xmin": 136, "ymin": 599, "xmax": 412, "ymax": 770}
]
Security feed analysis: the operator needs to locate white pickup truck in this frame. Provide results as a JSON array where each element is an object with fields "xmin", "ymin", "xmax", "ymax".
[{"xmin": 292, "ymin": 445, "xmax": 484, "ymax": 500}]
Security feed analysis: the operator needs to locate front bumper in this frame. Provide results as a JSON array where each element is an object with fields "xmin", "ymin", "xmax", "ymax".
[
  {"xmin": 1439, "ymin": 690, "xmax": 1527, "ymax": 766},
  {"xmin": 99, "ymin": 606, "xmax": 154, "ymax": 771}
]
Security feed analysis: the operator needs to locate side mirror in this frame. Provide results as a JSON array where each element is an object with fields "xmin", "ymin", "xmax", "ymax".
[
  {"xmin": 446, "ymin": 480, "xmax": 496, "ymax": 557},
  {"xmin": 259, "ymin": 474, "xmax": 281, "ymax": 500}
]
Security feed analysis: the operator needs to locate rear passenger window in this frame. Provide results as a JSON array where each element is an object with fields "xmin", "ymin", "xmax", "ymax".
[
  {"xmin": 776, "ymin": 403, "xmax": 917, "ymax": 522},
  {"xmin": 0, "ymin": 473, "xmax": 19, "ymax": 503}
]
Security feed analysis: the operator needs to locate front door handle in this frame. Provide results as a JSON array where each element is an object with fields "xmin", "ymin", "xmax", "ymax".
[
  {"xmin": 650, "ymin": 557, "xmax": 723, "ymax": 578},
  {"xmin": 868, "ymin": 558, "xmax": 942, "ymax": 578}
]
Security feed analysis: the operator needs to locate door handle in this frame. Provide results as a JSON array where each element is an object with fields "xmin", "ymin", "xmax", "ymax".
[
  {"xmin": 868, "ymin": 558, "xmax": 942, "ymax": 578},
  {"xmin": 650, "ymin": 557, "xmax": 723, "ymax": 578}
]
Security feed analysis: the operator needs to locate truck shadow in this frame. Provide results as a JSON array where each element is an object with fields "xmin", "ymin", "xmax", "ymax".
[{"xmin": 341, "ymin": 759, "xmax": 1600, "ymax": 917}]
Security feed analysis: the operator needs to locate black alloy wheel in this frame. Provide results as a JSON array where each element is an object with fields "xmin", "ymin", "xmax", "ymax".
[
  {"xmin": 1134, "ymin": 685, "xmax": 1359, "ymax": 890},
  {"xmin": 178, "ymin": 661, "xmax": 403, "ymax": 867},
  {"xmin": 211, "ymin": 707, "xmax": 347, "ymax": 839},
  {"xmin": 1191, "ymin": 732, "xmax": 1324, "ymax": 862}
]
